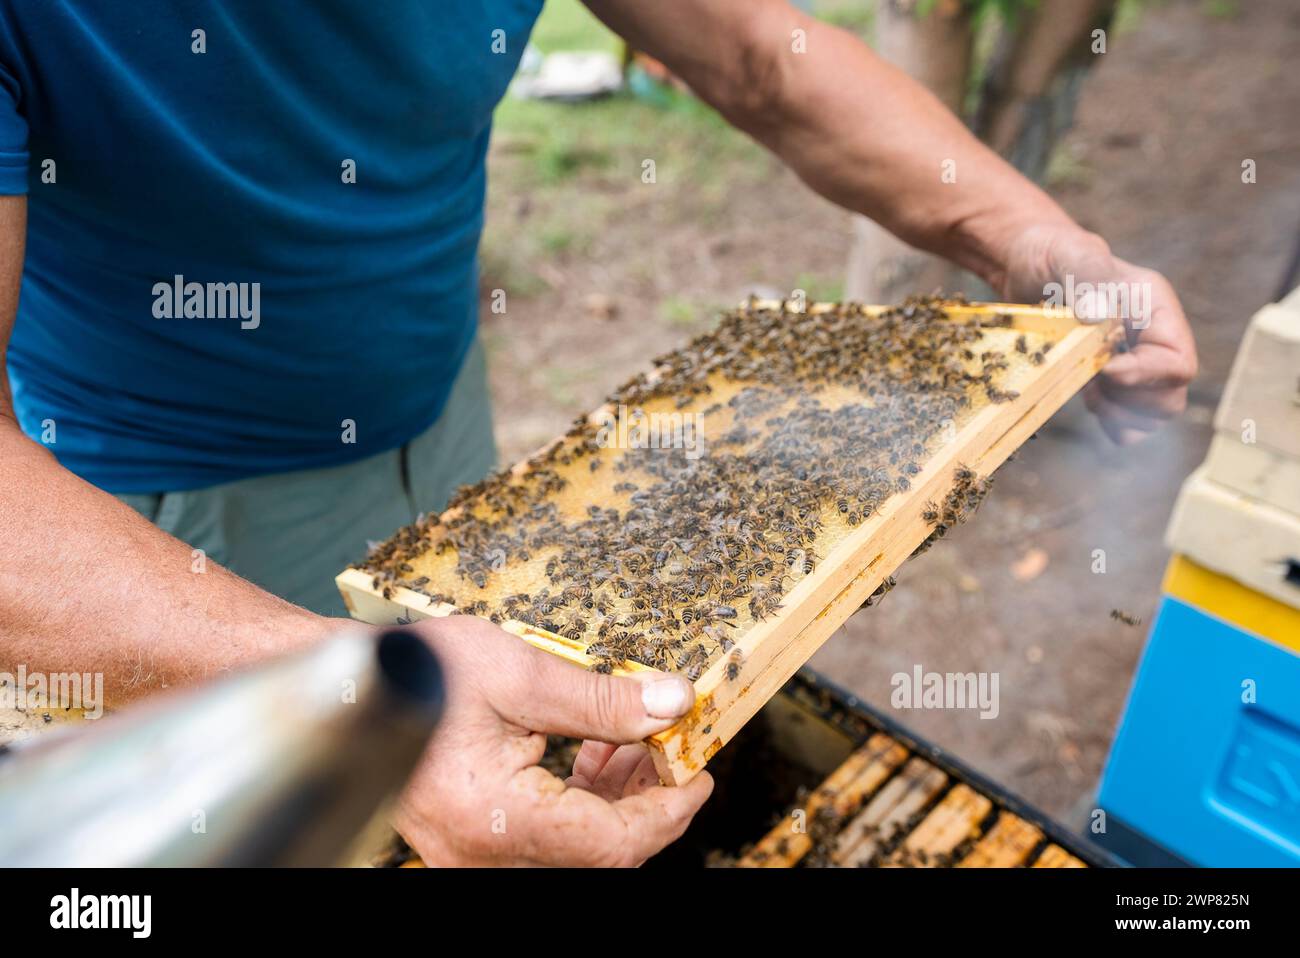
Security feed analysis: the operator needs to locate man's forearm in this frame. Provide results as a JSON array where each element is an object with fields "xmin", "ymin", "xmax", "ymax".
[
  {"xmin": 589, "ymin": 0, "xmax": 1079, "ymax": 289},
  {"xmin": 0, "ymin": 420, "xmax": 336, "ymax": 704},
  {"xmin": 752, "ymin": 10, "xmax": 1076, "ymax": 284},
  {"xmin": 0, "ymin": 193, "xmax": 333, "ymax": 705}
]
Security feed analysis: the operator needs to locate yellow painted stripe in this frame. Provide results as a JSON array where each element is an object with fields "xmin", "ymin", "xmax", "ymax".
[{"xmin": 1162, "ymin": 555, "xmax": 1300, "ymax": 655}]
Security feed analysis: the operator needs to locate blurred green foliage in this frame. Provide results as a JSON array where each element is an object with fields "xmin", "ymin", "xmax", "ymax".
[
  {"xmin": 526, "ymin": 0, "xmax": 620, "ymax": 53},
  {"xmin": 917, "ymin": 0, "xmax": 1039, "ymax": 24}
]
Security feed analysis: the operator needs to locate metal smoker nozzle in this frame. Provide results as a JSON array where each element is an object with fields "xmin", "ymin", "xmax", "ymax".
[{"xmin": 0, "ymin": 628, "xmax": 443, "ymax": 867}]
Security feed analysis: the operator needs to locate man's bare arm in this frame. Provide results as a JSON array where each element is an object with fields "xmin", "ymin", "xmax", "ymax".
[
  {"xmin": 584, "ymin": 0, "xmax": 1072, "ymax": 287},
  {"xmin": 586, "ymin": 0, "xmax": 1197, "ymax": 441},
  {"xmin": 0, "ymin": 196, "xmax": 335, "ymax": 704}
]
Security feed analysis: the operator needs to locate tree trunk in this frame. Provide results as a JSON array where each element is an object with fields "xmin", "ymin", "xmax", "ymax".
[
  {"xmin": 845, "ymin": 0, "xmax": 1117, "ymax": 304},
  {"xmin": 974, "ymin": 0, "xmax": 1117, "ymax": 181},
  {"xmin": 845, "ymin": 0, "xmax": 974, "ymax": 303}
]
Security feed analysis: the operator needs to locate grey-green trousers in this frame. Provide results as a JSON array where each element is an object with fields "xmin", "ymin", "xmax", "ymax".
[{"xmin": 115, "ymin": 339, "xmax": 497, "ymax": 617}]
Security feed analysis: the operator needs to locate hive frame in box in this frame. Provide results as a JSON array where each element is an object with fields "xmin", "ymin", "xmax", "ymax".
[
  {"xmin": 337, "ymin": 301, "xmax": 1118, "ymax": 786},
  {"xmin": 776, "ymin": 669, "xmax": 1117, "ymax": 867}
]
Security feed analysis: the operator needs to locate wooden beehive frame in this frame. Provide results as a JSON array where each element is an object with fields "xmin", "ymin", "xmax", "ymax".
[
  {"xmin": 735, "ymin": 729, "xmax": 1068, "ymax": 868},
  {"xmin": 338, "ymin": 301, "xmax": 1118, "ymax": 785}
]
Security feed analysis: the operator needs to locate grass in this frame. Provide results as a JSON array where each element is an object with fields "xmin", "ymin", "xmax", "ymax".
[
  {"xmin": 539, "ymin": 225, "xmax": 580, "ymax": 255},
  {"xmin": 540, "ymin": 364, "xmax": 599, "ymax": 406},
  {"xmin": 492, "ymin": 94, "xmax": 747, "ymax": 191},
  {"xmin": 659, "ymin": 295, "xmax": 732, "ymax": 331},
  {"xmin": 793, "ymin": 272, "xmax": 846, "ymax": 303},
  {"xmin": 814, "ymin": 0, "xmax": 874, "ymax": 34},
  {"xmin": 482, "ymin": 0, "xmax": 774, "ymax": 301},
  {"xmin": 1045, "ymin": 142, "xmax": 1092, "ymax": 190},
  {"xmin": 526, "ymin": 0, "xmax": 621, "ymax": 54},
  {"xmin": 1201, "ymin": 0, "xmax": 1239, "ymax": 19},
  {"xmin": 659, "ymin": 296, "xmax": 698, "ymax": 328}
]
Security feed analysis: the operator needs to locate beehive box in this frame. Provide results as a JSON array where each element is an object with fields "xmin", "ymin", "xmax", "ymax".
[
  {"xmin": 1212, "ymin": 293, "xmax": 1300, "ymax": 462},
  {"xmin": 714, "ymin": 671, "xmax": 1109, "ymax": 868},
  {"xmin": 338, "ymin": 298, "xmax": 1117, "ymax": 785},
  {"xmin": 1202, "ymin": 291, "xmax": 1300, "ymax": 518},
  {"xmin": 1166, "ymin": 465, "xmax": 1300, "ymax": 610},
  {"xmin": 1168, "ymin": 290, "xmax": 1300, "ymax": 609}
]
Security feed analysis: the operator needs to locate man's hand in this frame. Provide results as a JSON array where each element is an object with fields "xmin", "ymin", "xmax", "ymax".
[
  {"xmin": 395, "ymin": 616, "xmax": 713, "ymax": 867},
  {"xmin": 999, "ymin": 225, "xmax": 1199, "ymax": 445}
]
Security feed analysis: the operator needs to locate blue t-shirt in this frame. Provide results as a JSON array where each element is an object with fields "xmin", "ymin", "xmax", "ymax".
[{"xmin": 0, "ymin": 1, "xmax": 541, "ymax": 491}]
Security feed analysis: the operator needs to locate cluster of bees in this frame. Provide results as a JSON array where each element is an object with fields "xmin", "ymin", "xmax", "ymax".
[{"xmin": 359, "ymin": 296, "xmax": 1033, "ymax": 677}]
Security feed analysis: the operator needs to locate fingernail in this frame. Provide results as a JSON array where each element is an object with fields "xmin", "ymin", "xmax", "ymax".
[{"xmin": 642, "ymin": 677, "xmax": 692, "ymax": 718}]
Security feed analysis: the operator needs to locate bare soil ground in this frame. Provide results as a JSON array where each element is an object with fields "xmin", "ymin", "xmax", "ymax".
[{"xmin": 479, "ymin": 0, "xmax": 1300, "ymax": 820}]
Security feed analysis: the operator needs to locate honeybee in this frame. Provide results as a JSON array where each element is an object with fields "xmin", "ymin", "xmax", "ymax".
[
  {"xmin": 725, "ymin": 650, "xmax": 743, "ymax": 682},
  {"xmin": 1110, "ymin": 609, "xmax": 1142, "ymax": 627}
]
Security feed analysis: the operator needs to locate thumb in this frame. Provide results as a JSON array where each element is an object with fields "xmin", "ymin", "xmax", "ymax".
[{"xmin": 496, "ymin": 645, "xmax": 696, "ymax": 742}]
